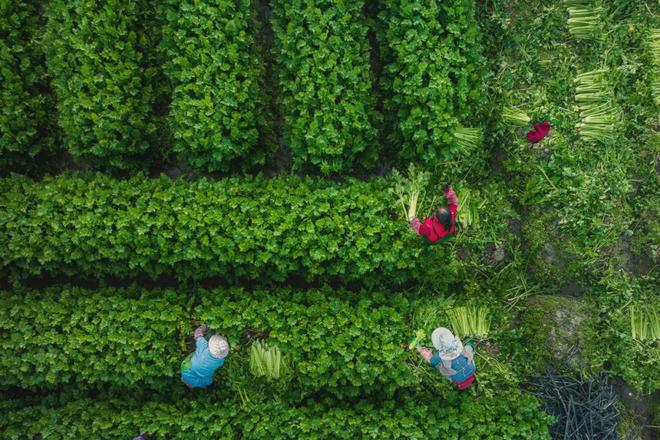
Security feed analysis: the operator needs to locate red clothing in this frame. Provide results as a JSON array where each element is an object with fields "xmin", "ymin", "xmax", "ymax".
[
  {"xmin": 413, "ymin": 187, "xmax": 458, "ymax": 243},
  {"xmin": 526, "ymin": 121, "xmax": 551, "ymax": 143},
  {"xmin": 454, "ymin": 373, "xmax": 475, "ymax": 390}
]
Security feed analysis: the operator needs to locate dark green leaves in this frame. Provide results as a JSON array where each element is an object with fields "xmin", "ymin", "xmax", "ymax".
[
  {"xmin": 160, "ymin": 0, "xmax": 269, "ymax": 172},
  {"xmin": 0, "ymin": 287, "xmax": 186, "ymax": 389},
  {"xmin": 272, "ymin": 0, "xmax": 379, "ymax": 175},
  {"xmin": 0, "ymin": 1, "xmax": 58, "ymax": 172},
  {"xmin": 45, "ymin": 0, "xmax": 157, "ymax": 169},
  {"xmin": 379, "ymin": 0, "xmax": 484, "ymax": 163},
  {"xmin": 0, "ymin": 174, "xmax": 430, "ymax": 285}
]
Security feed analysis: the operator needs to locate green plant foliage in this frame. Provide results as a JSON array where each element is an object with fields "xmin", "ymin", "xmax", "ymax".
[
  {"xmin": 271, "ymin": 0, "xmax": 378, "ymax": 175},
  {"xmin": 630, "ymin": 304, "xmax": 659, "ymax": 341},
  {"xmin": 650, "ymin": 28, "xmax": 660, "ymax": 104},
  {"xmin": 574, "ymin": 69, "xmax": 620, "ymax": 142},
  {"xmin": 0, "ymin": 391, "xmax": 552, "ymax": 439},
  {"xmin": 446, "ymin": 306, "xmax": 491, "ymax": 339},
  {"xmin": 587, "ymin": 273, "xmax": 660, "ymax": 393},
  {"xmin": 0, "ymin": 287, "xmax": 186, "ymax": 389},
  {"xmin": 0, "ymin": 286, "xmax": 414, "ymax": 394},
  {"xmin": 0, "ymin": 174, "xmax": 449, "ymax": 286},
  {"xmin": 453, "ymin": 127, "xmax": 484, "ymax": 153},
  {"xmin": 160, "ymin": 0, "xmax": 268, "ymax": 172},
  {"xmin": 379, "ymin": 0, "xmax": 484, "ymax": 163},
  {"xmin": 502, "ymin": 106, "xmax": 531, "ymax": 126},
  {"xmin": 0, "ymin": 0, "xmax": 57, "ymax": 172},
  {"xmin": 198, "ymin": 288, "xmax": 413, "ymax": 397},
  {"xmin": 563, "ymin": 0, "xmax": 605, "ymax": 40},
  {"xmin": 249, "ymin": 340, "xmax": 287, "ymax": 381},
  {"xmin": 390, "ymin": 163, "xmax": 434, "ymax": 221},
  {"xmin": 45, "ymin": 0, "xmax": 157, "ymax": 169},
  {"xmin": 455, "ymin": 186, "xmax": 481, "ymax": 229}
]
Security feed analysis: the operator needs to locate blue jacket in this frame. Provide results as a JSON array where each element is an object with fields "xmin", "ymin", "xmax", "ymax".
[
  {"xmin": 181, "ymin": 337, "xmax": 225, "ymax": 388},
  {"xmin": 429, "ymin": 352, "xmax": 475, "ymax": 383}
]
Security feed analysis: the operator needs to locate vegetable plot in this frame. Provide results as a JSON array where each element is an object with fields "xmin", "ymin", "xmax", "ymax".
[
  {"xmin": 271, "ymin": 0, "xmax": 378, "ymax": 175},
  {"xmin": 0, "ymin": 288, "xmax": 186, "ymax": 389},
  {"xmin": 0, "ymin": 0, "xmax": 57, "ymax": 172},
  {"xmin": 45, "ymin": 0, "xmax": 157, "ymax": 169},
  {"xmin": 0, "ymin": 391, "xmax": 552, "ymax": 439},
  {"xmin": 379, "ymin": 0, "xmax": 483, "ymax": 163},
  {"xmin": 197, "ymin": 287, "xmax": 414, "ymax": 396},
  {"xmin": 0, "ymin": 286, "xmax": 412, "ymax": 395},
  {"xmin": 160, "ymin": 0, "xmax": 268, "ymax": 172},
  {"xmin": 0, "ymin": 174, "xmax": 439, "ymax": 286}
]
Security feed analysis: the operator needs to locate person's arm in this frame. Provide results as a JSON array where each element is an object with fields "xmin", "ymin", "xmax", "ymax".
[
  {"xmin": 410, "ymin": 217, "xmax": 432, "ymax": 238},
  {"xmin": 410, "ymin": 217, "xmax": 422, "ymax": 234},
  {"xmin": 194, "ymin": 325, "xmax": 208, "ymax": 356},
  {"xmin": 195, "ymin": 337, "xmax": 209, "ymax": 356},
  {"xmin": 444, "ymin": 185, "xmax": 458, "ymax": 209},
  {"xmin": 438, "ymin": 359, "xmax": 457, "ymax": 377},
  {"xmin": 444, "ymin": 185, "xmax": 458, "ymax": 224},
  {"xmin": 463, "ymin": 345, "xmax": 474, "ymax": 364},
  {"xmin": 428, "ymin": 352, "xmax": 442, "ymax": 368},
  {"xmin": 417, "ymin": 346, "xmax": 433, "ymax": 363}
]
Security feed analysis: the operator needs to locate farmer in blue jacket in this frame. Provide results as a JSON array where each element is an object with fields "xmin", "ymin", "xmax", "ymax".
[
  {"xmin": 417, "ymin": 327, "xmax": 476, "ymax": 390},
  {"xmin": 181, "ymin": 324, "xmax": 229, "ymax": 389}
]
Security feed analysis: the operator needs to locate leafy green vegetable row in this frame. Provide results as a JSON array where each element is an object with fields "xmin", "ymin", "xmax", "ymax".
[
  {"xmin": 160, "ymin": 0, "xmax": 269, "ymax": 172},
  {"xmin": 0, "ymin": 174, "xmax": 440, "ymax": 285},
  {"xmin": 0, "ymin": 0, "xmax": 57, "ymax": 172},
  {"xmin": 200, "ymin": 287, "xmax": 413, "ymax": 396},
  {"xmin": 45, "ymin": 0, "xmax": 159, "ymax": 169},
  {"xmin": 271, "ymin": 0, "xmax": 379, "ymax": 175},
  {"xmin": 0, "ymin": 286, "xmax": 413, "ymax": 394},
  {"xmin": 0, "ymin": 390, "xmax": 551, "ymax": 439},
  {"xmin": 378, "ymin": 0, "xmax": 483, "ymax": 163},
  {"xmin": 0, "ymin": 287, "xmax": 186, "ymax": 389}
]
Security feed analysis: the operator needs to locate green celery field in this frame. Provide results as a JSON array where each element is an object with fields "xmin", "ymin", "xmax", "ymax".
[{"xmin": 0, "ymin": 0, "xmax": 658, "ymax": 439}]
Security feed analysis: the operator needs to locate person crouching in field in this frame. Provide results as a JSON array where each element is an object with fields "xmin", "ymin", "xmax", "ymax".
[
  {"xmin": 181, "ymin": 325, "xmax": 229, "ymax": 389},
  {"xmin": 410, "ymin": 184, "xmax": 459, "ymax": 243},
  {"xmin": 417, "ymin": 327, "xmax": 476, "ymax": 390}
]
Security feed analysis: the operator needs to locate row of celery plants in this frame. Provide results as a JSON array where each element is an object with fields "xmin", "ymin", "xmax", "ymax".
[
  {"xmin": 159, "ymin": 0, "xmax": 271, "ymax": 172},
  {"xmin": 0, "ymin": 0, "xmax": 58, "ymax": 173},
  {"xmin": 0, "ymin": 174, "xmax": 452, "ymax": 286},
  {"xmin": 377, "ymin": 0, "xmax": 484, "ymax": 165},
  {"xmin": 270, "ymin": 0, "xmax": 380, "ymax": 175},
  {"xmin": 0, "ymin": 390, "xmax": 552, "ymax": 439},
  {"xmin": 44, "ymin": 0, "xmax": 162, "ymax": 169},
  {"xmin": 0, "ymin": 286, "xmax": 413, "ymax": 395}
]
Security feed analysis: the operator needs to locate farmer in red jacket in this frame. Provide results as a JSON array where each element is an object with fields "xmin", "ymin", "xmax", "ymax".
[{"xmin": 410, "ymin": 184, "xmax": 458, "ymax": 243}]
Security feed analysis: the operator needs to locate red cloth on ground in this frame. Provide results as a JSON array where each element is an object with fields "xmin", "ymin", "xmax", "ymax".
[
  {"xmin": 526, "ymin": 121, "xmax": 551, "ymax": 143},
  {"xmin": 454, "ymin": 373, "xmax": 475, "ymax": 390}
]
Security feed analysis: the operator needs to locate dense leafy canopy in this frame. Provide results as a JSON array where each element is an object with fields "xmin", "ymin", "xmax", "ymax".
[
  {"xmin": 379, "ymin": 0, "xmax": 483, "ymax": 163},
  {"xmin": 0, "ymin": 0, "xmax": 656, "ymax": 438},
  {"xmin": 0, "ymin": 391, "xmax": 552, "ymax": 439},
  {"xmin": 0, "ymin": 174, "xmax": 440, "ymax": 285},
  {"xmin": 45, "ymin": 0, "xmax": 157, "ymax": 169},
  {"xmin": 0, "ymin": 0, "xmax": 57, "ymax": 172},
  {"xmin": 271, "ymin": 0, "xmax": 379, "ymax": 174},
  {"xmin": 160, "ymin": 0, "xmax": 269, "ymax": 171}
]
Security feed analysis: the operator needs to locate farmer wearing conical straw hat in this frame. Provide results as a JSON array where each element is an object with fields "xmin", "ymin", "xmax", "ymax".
[
  {"xmin": 181, "ymin": 324, "xmax": 229, "ymax": 389},
  {"xmin": 417, "ymin": 327, "xmax": 476, "ymax": 390}
]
